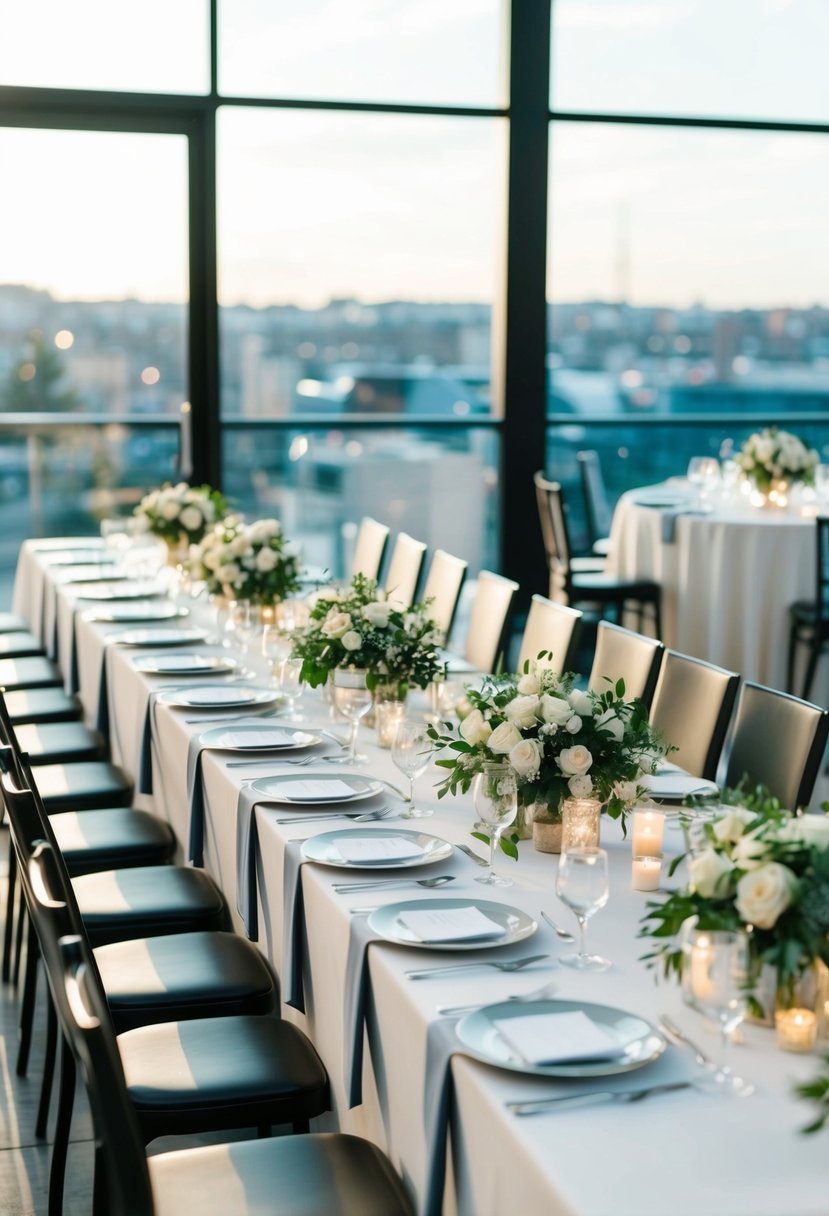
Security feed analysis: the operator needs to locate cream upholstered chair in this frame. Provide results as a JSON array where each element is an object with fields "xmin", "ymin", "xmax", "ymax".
[
  {"xmin": 349, "ymin": 517, "xmax": 390, "ymax": 582},
  {"xmin": 586, "ymin": 621, "xmax": 664, "ymax": 708},
  {"xmin": 648, "ymin": 650, "xmax": 739, "ymax": 781},
  {"xmin": 446, "ymin": 570, "xmax": 519, "ymax": 675},
  {"xmin": 421, "ymin": 549, "xmax": 468, "ymax": 642},
  {"xmin": 383, "ymin": 532, "xmax": 428, "ymax": 608},
  {"xmin": 516, "ymin": 595, "xmax": 582, "ymax": 675}
]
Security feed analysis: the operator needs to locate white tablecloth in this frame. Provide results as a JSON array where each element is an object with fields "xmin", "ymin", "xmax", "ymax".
[
  {"xmin": 11, "ymin": 540, "xmax": 829, "ymax": 1216},
  {"xmin": 607, "ymin": 488, "xmax": 816, "ymax": 692}
]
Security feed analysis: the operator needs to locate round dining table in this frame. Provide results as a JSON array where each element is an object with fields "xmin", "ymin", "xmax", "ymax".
[{"xmin": 607, "ymin": 481, "xmax": 819, "ymax": 695}]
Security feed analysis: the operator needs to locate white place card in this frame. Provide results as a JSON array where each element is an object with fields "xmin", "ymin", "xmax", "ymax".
[
  {"xmin": 221, "ymin": 730, "xmax": 295, "ymax": 749},
  {"xmin": 494, "ymin": 1011, "xmax": 625, "ymax": 1066},
  {"xmin": 397, "ymin": 905, "xmax": 506, "ymax": 942},
  {"xmin": 281, "ymin": 779, "xmax": 358, "ymax": 801},
  {"xmin": 333, "ymin": 836, "xmax": 425, "ymax": 863},
  {"xmin": 148, "ymin": 654, "xmax": 212, "ymax": 670},
  {"xmin": 186, "ymin": 687, "xmax": 249, "ymax": 704}
]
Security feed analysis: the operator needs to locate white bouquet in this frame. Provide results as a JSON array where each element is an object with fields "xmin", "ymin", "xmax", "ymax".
[
  {"xmin": 735, "ymin": 428, "xmax": 818, "ymax": 494},
  {"xmin": 133, "ymin": 481, "xmax": 228, "ymax": 549},
  {"xmin": 189, "ymin": 516, "xmax": 302, "ymax": 606}
]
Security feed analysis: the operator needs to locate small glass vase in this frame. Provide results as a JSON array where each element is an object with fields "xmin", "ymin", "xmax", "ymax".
[
  {"xmin": 514, "ymin": 802, "xmax": 536, "ymax": 841},
  {"xmin": 560, "ymin": 797, "xmax": 602, "ymax": 851},
  {"xmin": 365, "ymin": 678, "xmax": 408, "ymax": 729}
]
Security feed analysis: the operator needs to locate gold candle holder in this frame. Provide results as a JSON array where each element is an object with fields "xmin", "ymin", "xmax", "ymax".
[{"xmin": 560, "ymin": 797, "xmax": 601, "ymax": 851}]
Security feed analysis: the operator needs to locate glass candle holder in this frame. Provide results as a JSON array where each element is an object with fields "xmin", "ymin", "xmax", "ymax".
[
  {"xmin": 775, "ymin": 1008, "xmax": 818, "ymax": 1054},
  {"xmin": 560, "ymin": 797, "xmax": 601, "ymax": 852},
  {"xmin": 375, "ymin": 699, "xmax": 407, "ymax": 748},
  {"xmin": 632, "ymin": 808, "xmax": 665, "ymax": 857},
  {"xmin": 631, "ymin": 853, "xmax": 662, "ymax": 892}
]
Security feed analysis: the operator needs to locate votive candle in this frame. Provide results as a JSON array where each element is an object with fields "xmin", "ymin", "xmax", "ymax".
[
  {"xmin": 775, "ymin": 1008, "xmax": 818, "ymax": 1054},
  {"xmin": 632, "ymin": 809, "xmax": 665, "ymax": 857},
  {"xmin": 375, "ymin": 700, "xmax": 407, "ymax": 749},
  {"xmin": 631, "ymin": 854, "xmax": 662, "ymax": 892},
  {"xmin": 688, "ymin": 934, "xmax": 716, "ymax": 1004}
]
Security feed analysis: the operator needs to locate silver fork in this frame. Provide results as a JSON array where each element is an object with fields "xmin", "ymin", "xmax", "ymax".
[
  {"xmin": 437, "ymin": 978, "xmax": 558, "ymax": 1017},
  {"xmin": 659, "ymin": 1015, "xmax": 716, "ymax": 1069},
  {"xmin": 226, "ymin": 756, "xmax": 341, "ymax": 768},
  {"xmin": 274, "ymin": 806, "xmax": 395, "ymax": 826},
  {"xmin": 405, "ymin": 953, "xmax": 549, "ymax": 980}
]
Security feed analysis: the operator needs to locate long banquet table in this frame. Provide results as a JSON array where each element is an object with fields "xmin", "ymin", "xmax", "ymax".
[{"xmin": 11, "ymin": 539, "xmax": 829, "ymax": 1216}]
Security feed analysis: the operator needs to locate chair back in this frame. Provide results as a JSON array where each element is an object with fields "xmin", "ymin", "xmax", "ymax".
[
  {"xmin": 577, "ymin": 450, "xmax": 613, "ymax": 545},
  {"xmin": 517, "ymin": 595, "xmax": 582, "ymax": 675},
  {"xmin": 349, "ymin": 517, "xmax": 390, "ymax": 582},
  {"xmin": 817, "ymin": 516, "xmax": 829, "ymax": 618},
  {"xmin": 649, "ymin": 651, "xmax": 739, "ymax": 780},
  {"xmin": 586, "ymin": 622, "xmax": 664, "ymax": 708},
  {"xmin": 383, "ymin": 532, "xmax": 428, "ymax": 608},
  {"xmin": 421, "ymin": 549, "xmax": 468, "ymax": 643},
  {"xmin": 463, "ymin": 571, "xmax": 520, "ymax": 674},
  {"xmin": 534, "ymin": 472, "xmax": 573, "ymax": 600},
  {"xmin": 722, "ymin": 682, "xmax": 829, "ymax": 810}
]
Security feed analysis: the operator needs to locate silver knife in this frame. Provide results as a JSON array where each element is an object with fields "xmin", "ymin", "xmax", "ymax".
[{"xmin": 507, "ymin": 1080, "xmax": 692, "ymax": 1116}]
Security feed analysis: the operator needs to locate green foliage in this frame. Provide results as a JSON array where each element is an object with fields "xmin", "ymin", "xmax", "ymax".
[{"xmin": 796, "ymin": 1056, "xmax": 829, "ymax": 1133}]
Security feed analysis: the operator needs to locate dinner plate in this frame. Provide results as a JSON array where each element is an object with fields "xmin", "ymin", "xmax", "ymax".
[
  {"xmin": 303, "ymin": 829, "xmax": 453, "ymax": 869},
  {"xmin": 367, "ymin": 897, "xmax": 535, "ymax": 947},
  {"xmin": 455, "ymin": 998, "xmax": 666, "ymax": 1078},
  {"xmin": 643, "ymin": 773, "xmax": 719, "ymax": 804},
  {"xmin": 629, "ymin": 491, "xmax": 693, "ymax": 510},
  {"xmin": 132, "ymin": 653, "xmax": 241, "ymax": 677},
  {"xmin": 200, "ymin": 723, "xmax": 320, "ymax": 752},
  {"xmin": 43, "ymin": 552, "xmax": 118, "ymax": 567},
  {"xmin": 83, "ymin": 603, "xmax": 188, "ymax": 623},
  {"xmin": 251, "ymin": 774, "xmax": 383, "ymax": 805},
  {"xmin": 55, "ymin": 567, "xmax": 129, "ymax": 585},
  {"xmin": 71, "ymin": 580, "xmax": 165, "ymax": 601},
  {"xmin": 115, "ymin": 626, "xmax": 209, "ymax": 648},
  {"xmin": 156, "ymin": 684, "xmax": 279, "ymax": 709}
]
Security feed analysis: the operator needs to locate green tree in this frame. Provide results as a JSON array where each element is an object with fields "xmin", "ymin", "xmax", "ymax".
[{"xmin": 2, "ymin": 331, "xmax": 80, "ymax": 412}]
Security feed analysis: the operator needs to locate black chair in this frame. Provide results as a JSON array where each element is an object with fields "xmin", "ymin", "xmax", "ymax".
[
  {"xmin": 516, "ymin": 595, "xmax": 582, "ymax": 675},
  {"xmin": 576, "ymin": 450, "xmax": 613, "ymax": 557},
  {"xmin": 49, "ymin": 933, "xmax": 413, "ymax": 1216},
  {"xmin": 534, "ymin": 472, "xmax": 662, "ymax": 638},
  {"xmin": 4, "ymin": 686, "xmax": 87, "ymax": 726},
  {"xmin": 586, "ymin": 622, "xmax": 664, "ymax": 709},
  {"xmin": 787, "ymin": 515, "xmax": 829, "ymax": 700},
  {"xmin": 721, "ymin": 681, "xmax": 829, "ymax": 810},
  {"xmin": 648, "ymin": 651, "xmax": 739, "ymax": 782}
]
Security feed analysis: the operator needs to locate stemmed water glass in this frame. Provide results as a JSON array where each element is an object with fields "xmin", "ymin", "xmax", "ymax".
[
  {"xmin": 262, "ymin": 623, "xmax": 291, "ymax": 679},
  {"xmin": 556, "ymin": 846, "xmax": 610, "ymax": 971},
  {"xmin": 472, "ymin": 763, "xmax": 518, "ymax": 886},
  {"xmin": 276, "ymin": 657, "xmax": 305, "ymax": 722},
  {"xmin": 686, "ymin": 456, "xmax": 720, "ymax": 510},
  {"xmin": 331, "ymin": 670, "xmax": 372, "ymax": 764},
  {"xmin": 685, "ymin": 929, "xmax": 755, "ymax": 1098},
  {"xmin": 391, "ymin": 721, "xmax": 432, "ymax": 819}
]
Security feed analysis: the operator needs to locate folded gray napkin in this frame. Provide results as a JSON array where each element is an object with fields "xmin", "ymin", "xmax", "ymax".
[
  {"xmin": 422, "ymin": 1016, "xmax": 463, "ymax": 1216},
  {"xmin": 343, "ymin": 913, "xmax": 383, "ymax": 1108},
  {"xmin": 137, "ymin": 689, "xmax": 167, "ymax": 794},
  {"xmin": 282, "ymin": 839, "xmax": 308, "ymax": 1009}
]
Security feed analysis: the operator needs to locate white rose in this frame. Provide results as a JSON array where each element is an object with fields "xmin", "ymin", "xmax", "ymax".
[
  {"xmin": 540, "ymin": 694, "xmax": 572, "ymax": 725},
  {"xmin": 179, "ymin": 505, "xmax": 203, "ymax": 533},
  {"xmin": 362, "ymin": 601, "xmax": 393, "ymax": 628},
  {"xmin": 557, "ymin": 745, "xmax": 593, "ymax": 777},
  {"xmin": 569, "ymin": 774, "xmax": 593, "ymax": 798},
  {"xmin": 487, "ymin": 721, "xmax": 523, "ymax": 755},
  {"xmin": 517, "ymin": 672, "xmax": 539, "ymax": 695},
  {"xmin": 505, "ymin": 694, "xmax": 541, "ymax": 730},
  {"xmin": 783, "ymin": 814, "xmax": 829, "ymax": 849},
  {"xmin": 341, "ymin": 630, "xmax": 362, "ymax": 652},
  {"xmin": 455, "ymin": 696, "xmax": 474, "ymax": 721},
  {"xmin": 688, "ymin": 848, "xmax": 733, "ymax": 898},
  {"xmin": 731, "ymin": 831, "xmax": 770, "ymax": 870},
  {"xmin": 321, "ymin": 611, "xmax": 353, "ymax": 639},
  {"xmin": 735, "ymin": 862, "xmax": 796, "ymax": 929},
  {"xmin": 160, "ymin": 498, "xmax": 181, "ymax": 521},
  {"xmin": 754, "ymin": 436, "xmax": 775, "ymax": 464},
  {"xmin": 614, "ymin": 780, "xmax": 639, "ymax": 804},
  {"xmin": 255, "ymin": 547, "xmax": 278, "ymax": 572},
  {"xmin": 509, "ymin": 738, "xmax": 542, "ymax": 780},
  {"xmin": 219, "ymin": 562, "xmax": 240, "ymax": 584},
  {"xmin": 231, "ymin": 534, "xmax": 252, "ymax": 557},
  {"xmin": 568, "ymin": 689, "xmax": 594, "ymax": 717},
  {"xmin": 712, "ymin": 809, "xmax": 751, "ymax": 845},
  {"xmin": 596, "ymin": 709, "xmax": 624, "ymax": 742},
  {"xmin": 459, "ymin": 709, "xmax": 492, "ymax": 747},
  {"xmin": 565, "ymin": 715, "xmax": 582, "ymax": 734}
]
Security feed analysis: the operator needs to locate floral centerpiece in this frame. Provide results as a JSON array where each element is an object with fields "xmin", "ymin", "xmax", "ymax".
[
  {"xmin": 133, "ymin": 481, "xmax": 228, "ymax": 553},
  {"xmin": 735, "ymin": 427, "xmax": 818, "ymax": 496},
  {"xmin": 188, "ymin": 516, "xmax": 301, "ymax": 606},
  {"xmin": 640, "ymin": 789, "xmax": 829, "ymax": 1019},
  {"xmin": 291, "ymin": 573, "xmax": 445, "ymax": 696},
  {"xmin": 427, "ymin": 658, "xmax": 669, "ymax": 850}
]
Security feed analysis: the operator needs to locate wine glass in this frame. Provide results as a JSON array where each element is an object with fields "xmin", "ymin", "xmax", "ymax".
[
  {"xmin": 391, "ymin": 720, "xmax": 433, "ymax": 819},
  {"xmin": 331, "ymin": 670, "xmax": 372, "ymax": 764},
  {"xmin": 556, "ymin": 846, "xmax": 610, "ymax": 971},
  {"xmin": 686, "ymin": 456, "xmax": 720, "ymax": 509},
  {"xmin": 685, "ymin": 929, "xmax": 755, "ymax": 1098},
  {"xmin": 276, "ymin": 657, "xmax": 305, "ymax": 722},
  {"xmin": 227, "ymin": 600, "xmax": 256, "ymax": 654},
  {"xmin": 472, "ymin": 763, "xmax": 518, "ymax": 886},
  {"xmin": 262, "ymin": 623, "xmax": 292, "ymax": 679}
]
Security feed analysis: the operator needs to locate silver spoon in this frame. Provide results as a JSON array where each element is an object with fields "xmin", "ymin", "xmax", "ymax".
[
  {"xmin": 659, "ymin": 1015, "xmax": 716, "ymax": 1069},
  {"xmin": 540, "ymin": 910, "xmax": 575, "ymax": 943},
  {"xmin": 437, "ymin": 978, "xmax": 558, "ymax": 1017},
  {"xmin": 332, "ymin": 875, "xmax": 456, "ymax": 893}
]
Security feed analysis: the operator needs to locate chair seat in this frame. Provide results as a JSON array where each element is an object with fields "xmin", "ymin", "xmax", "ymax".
[
  {"xmin": 790, "ymin": 601, "xmax": 829, "ymax": 630},
  {"xmin": 0, "ymin": 655, "xmax": 62, "ymax": 690},
  {"xmin": 0, "ymin": 612, "xmax": 29, "ymax": 633},
  {"xmin": 33, "ymin": 760, "xmax": 133, "ymax": 811},
  {"xmin": 571, "ymin": 571, "xmax": 660, "ymax": 600},
  {"xmin": 119, "ymin": 1014, "xmax": 328, "ymax": 1128},
  {"xmin": 3, "ymin": 686, "xmax": 82, "ymax": 724},
  {"xmin": 52, "ymin": 807, "xmax": 176, "ymax": 875},
  {"xmin": 571, "ymin": 555, "xmax": 607, "ymax": 574},
  {"xmin": 72, "ymin": 865, "xmax": 230, "ymax": 945},
  {"xmin": 592, "ymin": 537, "xmax": 612, "ymax": 557},
  {"xmin": 15, "ymin": 720, "xmax": 105, "ymax": 765},
  {"xmin": 0, "ymin": 631, "xmax": 44, "ymax": 658},
  {"xmin": 95, "ymin": 930, "xmax": 278, "ymax": 1030},
  {"xmin": 148, "ymin": 1133, "xmax": 414, "ymax": 1216}
]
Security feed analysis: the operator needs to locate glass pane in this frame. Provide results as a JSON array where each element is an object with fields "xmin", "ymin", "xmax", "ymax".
[
  {"xmin": 223, "ymin": 423, "xmax": 500, "ymax": 583},
  {"xmin": 0, "ymin": 1, "xmax": 209, "ymax": 93},
  {"xmin": 218, "ymin": 108, "xmax": 505, "ymax": 418},
  {"xmin": 551, "ymin": 0, "xmax": 829, "ymax": 122},
  {"xmin": 219, "ymin": 0, "xmax": 505, "ymax": 107}
]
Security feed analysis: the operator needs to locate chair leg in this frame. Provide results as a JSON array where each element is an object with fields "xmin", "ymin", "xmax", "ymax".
[
  {"xmin": 293, "ymin": 1119, "xmax": 311, "ymax": 1134},
  {"xmin": 2, "ymin": 840, "xmax": 16, "ymax": 983},
  {"xmin": 652, "ymin": 595, "xmax": 662, "ymax": 643},
  {"xmin": 12, "ymin": 887, "xmax": 26, "ymax": 987},
  {"xmin": 802, "ymin": 643, "xmax": 822, "ymax": 703},
  {"xmin": 49, "ymin": 1038, "xmax": 75, "ymax": 1216},
  {"xmin": 92, "ymin": 1144, "xmax": 107, "ymax": 1216},
  {"xmin": 36, "ymin": 994, "xmax": 59, "ymax": 1139},
  {"xmin": 16, "ymin": 921, "xmax": 39, "ymax": 1077},
  {"xmin": 786, "ymin": 624, "xmax": 799, "ymax": 694}
]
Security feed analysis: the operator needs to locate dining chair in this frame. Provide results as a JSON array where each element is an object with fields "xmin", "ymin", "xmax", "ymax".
[
  {"xmin": 420, "ymin": 548, "xmax": 468, "ymax": 642},
  {"xmin": 445, "ymin": 570, "xmax": 520, "ymax": 675},
  {"xmin": 576, "ymin": 449, "xmax": 613, "ymax": 557},
  {"xmin": 516, "ymin": 595, "xmax": 583, "ymax": 675},
  {"xmin": 721, "ymin": 681, "xmax": 829, "ymax": 810},
  {"xmin": 48, "ymin": 932, "xmax": 413, "ymax": 1216},
  {"xmin": 382, "ymin": 531, "xmax": 428, "ymax": 608},
  {"xmin": 787, "ymin": 515, "xmax": 829, "ymax": 700},
  {"xmin": 586, "ymin": 622, "xmax": 664, "ymax": 708},
  {"xmin": 349, "ymin": 517, "xmax": 390, "ymax": 582},
  {"xmin": 534, "ymin": 472, "xmax": 662, "ymax": 638},
  {"xmin": 648, "ymin": 650, "xmax": 740, "ymax": 781}
]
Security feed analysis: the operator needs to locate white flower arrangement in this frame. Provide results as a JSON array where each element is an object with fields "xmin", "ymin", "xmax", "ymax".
[
  {"xmin": 735, "ymin": 427, "xmax": 818, "ymax": 494},
  {"xmin": 133, "ymin": 481, "xmax": 228, "ymax": 548},
  {"xmin": 188, "ymin": 516, "xmax": 301, "ymax": 605}
]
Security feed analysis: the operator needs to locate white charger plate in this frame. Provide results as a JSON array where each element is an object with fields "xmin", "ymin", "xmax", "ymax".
[
  {"xmin": 132, "ymin": 653, "xmax": 241, "ymax": 677},
  {"xmin": 251, "ymin": 774, "xmax": 382, "ymax": 804},
  {"xmin": 302, "ymin": 828, "xmax": 453, "ymax": 868},
  {"xmin": 157, "ymin": 684, "xmax": 279, "ymax": 709},
  {"xmin": 200, "ymin": 723, "xmax": 319, "ymax": 752},
  {"xmin": 455, "ymin": 998, "xmax": 665, "ymax": 1078},
  {"xmin": 115, "ymin": 626, "xmax": 209, "ymax": 648},
  {"xmin": 83, "ymin": 603, "xmax": 188, "ymax": 623},
  {"xmin": 72, "ymin": 580, "xmax": 165, "ymax": 601},
  {"xmin": 368, "ymin": 896, "xmax": 536, "ymax": 946}
]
